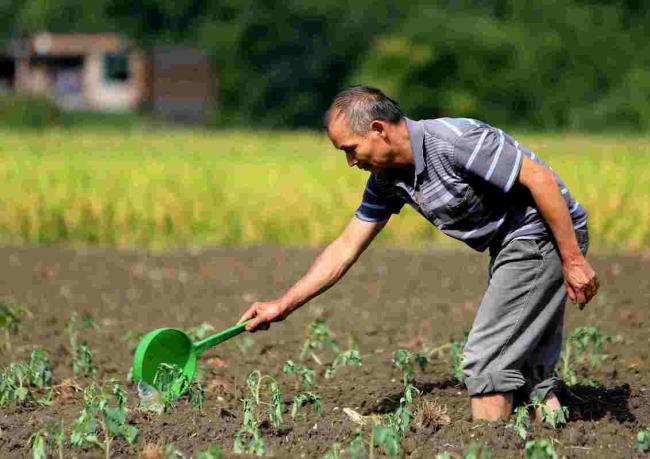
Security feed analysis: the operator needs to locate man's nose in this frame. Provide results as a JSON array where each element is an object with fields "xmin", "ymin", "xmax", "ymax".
[{"xmin": 346, "ymin": 152, "xmax": 357, "ymax": 167}]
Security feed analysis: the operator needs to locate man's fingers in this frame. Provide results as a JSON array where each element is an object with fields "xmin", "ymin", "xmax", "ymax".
[
  {"xmin": 246, "ymin": 314, "xmax": 270, "ymax": 332},
  {"xmin": 238, "ymin": 304, "xmax": 258, "ymax": 324}
]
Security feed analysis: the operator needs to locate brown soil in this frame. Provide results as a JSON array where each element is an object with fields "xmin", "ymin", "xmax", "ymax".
[{"xmin": 0, "ymin": 246, "xmax": 648, "ymax": 458}]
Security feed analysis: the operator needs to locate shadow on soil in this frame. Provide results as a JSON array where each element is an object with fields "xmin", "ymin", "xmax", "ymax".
[
  {"xmin": 364, "ymin": 378, "xmax": 458, "ymax": 414},
  {"xmin": 559, "ymin": 382, "xmax": 635, "ymax": 423}
]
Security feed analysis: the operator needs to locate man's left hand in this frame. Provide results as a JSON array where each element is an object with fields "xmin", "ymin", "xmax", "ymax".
[{"xmin": 563, "ymin": 256, "xmax": 599, "ymax": 309}]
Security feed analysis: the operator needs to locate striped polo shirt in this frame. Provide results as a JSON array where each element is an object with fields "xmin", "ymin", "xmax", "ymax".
[{"xmin": 355, "ymin": 117, "xmax": 588, "ymax": 252}]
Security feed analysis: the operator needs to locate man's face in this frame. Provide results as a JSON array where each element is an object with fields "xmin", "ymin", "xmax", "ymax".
[{"xmin": 327, "ymin": 112, "xmax": 392, "ymax": 174}]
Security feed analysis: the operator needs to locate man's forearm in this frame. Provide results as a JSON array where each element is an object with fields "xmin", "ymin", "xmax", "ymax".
[
  {"xmin": 525, "ymin": 168, "xmax": 582, "ymax": 263},
  {"xmin": 279, "ymin": 238, "xmax": 357, "ymax": 315}
]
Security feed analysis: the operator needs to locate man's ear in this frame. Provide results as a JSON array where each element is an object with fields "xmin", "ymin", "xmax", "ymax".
[{"xmin": 370, "ymin": 120, "xmax": 387, "ymax": 139}]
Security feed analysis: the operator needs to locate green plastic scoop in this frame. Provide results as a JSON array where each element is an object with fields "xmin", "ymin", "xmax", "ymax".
[{"xmin": 132, "ymin": 319, "xmax": 252, "ymax": 389}]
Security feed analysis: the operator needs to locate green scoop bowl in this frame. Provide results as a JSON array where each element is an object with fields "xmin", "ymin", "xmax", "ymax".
[{"xmin": 132, "ymin": 319, "xmax": 252, "ymax": 390}]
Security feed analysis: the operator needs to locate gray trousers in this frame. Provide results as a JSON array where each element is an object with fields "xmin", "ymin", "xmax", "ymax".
[{"xmin": 462, "ymin": 229, "xmax": 589, "ymax": 402}]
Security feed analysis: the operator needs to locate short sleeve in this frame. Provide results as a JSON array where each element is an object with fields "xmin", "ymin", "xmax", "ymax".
[
  {"xmin": 354, "ymin": 174, "xmax": 404, "ymax": 222},
  {"xmin": 452, "ymin": 126, "xmax": 523, "ymax": 193}
]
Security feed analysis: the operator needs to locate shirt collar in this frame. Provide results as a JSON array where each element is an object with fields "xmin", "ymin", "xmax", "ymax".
[{"xmin": 405, "ymin": 117, "xmax": 425, "ymax": 176}]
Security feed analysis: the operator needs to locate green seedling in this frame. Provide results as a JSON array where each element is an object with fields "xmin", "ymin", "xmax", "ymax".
[
  {"xmin": 464, "ymin": 441, "xmax": 493, "ymax": 459},
  {"xmin": 393, "ymin": 348, "xmax": 423, "ymax": 403},
  {"xmin": 506, "ymin": 406, "xmax": 532, "ymax": 441},
  {"xmin": 196, "ymin": 444, "xmax": 224, "ymax": 459},
  {"xmin": 325, "ymin": 335, "xmax": 363, "ymax": 379},
  {"xmin": 346, "ymin": 432, "xmax": 367, "ymax": 459},
  {"xmin": 291, "ymin": 392, "xmax": 322, "ymax": 419},
  {"xmin": 323, "ymin": 442, "xmax": 342, "ymax": 459},
  {"xmin": 164, "ymin": 443, "xmax": 186, "ymax": 458},
  {"xmin": 636, "ymin": 425, "xmax": 650, "ymax": 453},
  {"xmin": 142, "ymin": 363, "xmax": 206, "ymax": 412},
  {"xmin": 233, "ymin": 424, "xmax": 267, "ymax": 456},
  {"xmin": 282, "ymin": 360, "xmax": 315, "ymax": 389},
  {"xmin": 449, "ymin": 332, "xmax": 468, "ymax": 384},
  {"xmin": 0, "ymin": 348, "xmax": 53, "ymax": 406},
  {"xmin": 70, "ymin": 381, "xmax": 138, "ymax": 458},
  {"xmin": 559, "ymin": 326, "xmax": 612, "ymax": 385},
  {"xmin": 300, "ymin": 318, "xmax": 339, "ymax": 364},
  {"xmin": 29, "ymin": 430, "xmax": 47, "ymax": 459},
  {"xmin": 245, "ymin": 369, "xmax": 284, "ymax": 430},
  {"xmin": 531, "ymin": 397, "xmax": 569, "ymax": 428},
  {"xmin": 372, "ymin": 422, "xmax": 401, "ymax": 457},
  {"xmin": 0, "ymin": 302, "xmax": 29, "ymax": 350},
  {"xmin": 64, "ymin": 312, "xmax": 98, "ymax": 378},
  {"xmin": 525, "ymin": 439, "xmax": 558, "ymax": 459}
]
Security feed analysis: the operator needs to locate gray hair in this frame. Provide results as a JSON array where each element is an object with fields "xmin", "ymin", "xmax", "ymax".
[{"xmin": 324, "ymin": 86, "xmax": 404, "ymax": 134}]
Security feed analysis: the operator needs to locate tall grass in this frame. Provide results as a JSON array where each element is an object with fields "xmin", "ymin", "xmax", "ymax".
[{"xmin": 0, "ymin": 128, "xmax": 647, "ymax": 252}]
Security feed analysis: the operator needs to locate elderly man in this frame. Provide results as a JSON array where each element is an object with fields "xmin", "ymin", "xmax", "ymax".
[{"xmin": 238, "ymin": 86, "xmax": 599, "ymax": 421}]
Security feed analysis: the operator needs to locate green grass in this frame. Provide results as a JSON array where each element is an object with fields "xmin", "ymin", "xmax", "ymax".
[{"xmin": 0, "ymin": 128, "xmax": 648, "ymax": 252}]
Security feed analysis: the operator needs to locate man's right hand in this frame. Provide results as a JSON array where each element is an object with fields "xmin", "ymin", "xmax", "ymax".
[{"xmin": 238, "ymin": 300, "xmax": 288, "ymax": 332}]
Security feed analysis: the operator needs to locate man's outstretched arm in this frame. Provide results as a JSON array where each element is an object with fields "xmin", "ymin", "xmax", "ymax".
[
  {"xmin": 238, "ymin": 216, "xmax": 389, "ymax": 331},
  {"xmin": 517, "ymin": 155, "xmax": 599, "ymax": 307}
]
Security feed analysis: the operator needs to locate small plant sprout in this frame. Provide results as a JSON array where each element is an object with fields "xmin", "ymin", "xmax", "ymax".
[
  {"xmin": 290, "ymin": 392, "xmax": 322, "ymax": 419},
  {"xmin": 29, "ymin": 430, "xmax": 47, "ymax": 459},
  {"xmin": 531, "ymin": 397, "xmax": 569, "ymax": 428},
  {"xmin": 151, "ymin": 363, "xmax": 191, "ymax": 412},
  {"xmin": 323, "ymin": 442, "xmax": 342, "ymax": 459},
  {"xmin": 64, "ymin": 312, "xmax": 97, "ymax": 378},
  {"xmin": 507, "ymin": 405, "xmax": 532, "ymax": 440},
  {"xmin": 233, "ymin": 424, "xmax": 268, "ymax": 456},
  {"xmin": 70, "ymin": 381, "xmax": 138, "ymax": 458},
  {"xmin": 392, "ymin": 348, "xmax": 422, "ymax": 402},
  {"xmin": 300, "ymin": 317, "xmax": 339, "ymax": 364},
  {"xmin": 525, "ymin": 439, "xmax": 558, "ymax": 459},
  {"xmin": 282, "ymin": 360, "xmax": 315, "ymax": 389},
  {"xmin": 233, "ymin": 334, "xmax": 255, "ymax": 354},
  {"xmin": 464, "ymin": 441, "xmax": 493, "ymax": 459},
  {"xmin": 325, "ymin": 334, "xmax": 363, "ymax": 379},
  {"xmin": 0, "ymin": 302, "xmax": 29, "ymax": 350},
  {"xmin": 196, "ymin": 444, "xmax": 224, "ymax": 459},
  {"xmin": 0, "ymin": 348, "xmax": 54, "ymax": 406},
  {"xmin": 449, "ymin": 332, "xmax": 468, "ymax": 384},
  {"xmin": 559, "ymin": 326, "xmax": 613, "ymax": 385},
  {"xmin": 636, "ymin": 425, "xmax": 650, "ymax": 453},
  {"xmin": 245, "ymin": 369, "xmax": 285, "ymax": 430}
]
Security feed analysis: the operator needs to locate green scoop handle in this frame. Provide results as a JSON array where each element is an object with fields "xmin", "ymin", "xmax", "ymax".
[
  {"xmin": 132, "ymin": 319, "xmax": 252, "ymax": 390},
  {"xmin": 193, "ymin": 320, "xmax": 251, "ymax": 354}
]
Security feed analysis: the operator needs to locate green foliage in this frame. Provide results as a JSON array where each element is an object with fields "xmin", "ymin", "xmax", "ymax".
[
  {"xmin": 70, "ymin": 381, "xmax": 138, "ymax": 456},
  {"xmin": 290, "ymin": 392, "xmax": 322, "ymax": 419},
  {"xmin": 559, "ymin": 326, "xmax": 613, "ymax": 386},
  {"xmin": 325, "ymin": 335, "xmax": 363, "ymax": 379},
  {"xmin": 0, "ymin": 94, "xmax": 62, "ymax": 129},
  {"xmin": 449, "ymin": 333, "xmax": 468, "ymax": 384},
  {"xmin": 0, "ymin": 302, "xmax": 29, "ymax": 349},
  {"xmin": 152, "ymin": 363, "xmax": 190, "ymax": 412},
  {"xmin": 283, "ymin": 360, "xmax": 315, "ymax": 388},
  {"xmin": 301, "ymin": 318, "xmax": 339, "ymax": 364},
  {"xmin": 372, "ymin": 422, "xmax": 401, "ymax": 457},
  {"xmin": 0, "ymin": 348, "xmax": 53, "ymax": 405},
  {"xmin": 245, "ymin": 369, "xmax": 284, "ymax": 430},
  {"xmin": 636, "ymin": 426, "xmax": 650, "ymax": 453},
  {"xmin": 506, "ymin": 406, "xmax": 531, "ymax": 441},
  {"xmin": 196, "ymin": 444, "xmax": 224, "ymax": 459},
  {"xmin": 531, "ymin": 398, "xmax": 569, "ymax": 429},
  {"xmin": 29, "ymin": 430, "xmax": 47, "ymax": 459},
  {"xmin": 64, "ymin": 312, "xmax": 98, "ymax": 378},
  {"xmin": 233, "ymin": 425, "xmax": 267, "ymax": 456},
  {"xmin": 525, "ymin": 439, "xmax": 558, "ymax": 459},
  {"xmin": 464, "ymin": 441, "xmax": 493, "ymax": 459}
]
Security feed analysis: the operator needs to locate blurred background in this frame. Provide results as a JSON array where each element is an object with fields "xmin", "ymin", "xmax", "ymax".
[{"xmin": 0, "ymin": 0, "xmax": 648, "ymax": 252}]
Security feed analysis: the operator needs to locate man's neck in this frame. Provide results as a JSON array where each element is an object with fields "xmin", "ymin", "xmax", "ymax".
[{"xmin": 390, "ymin": 118, "xmax": 415, "ymax": 167}]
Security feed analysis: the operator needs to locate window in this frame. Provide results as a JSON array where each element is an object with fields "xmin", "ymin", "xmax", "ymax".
[{"xmin": 103, "ymin": 52, "xmax": 130, "ymax": 83}]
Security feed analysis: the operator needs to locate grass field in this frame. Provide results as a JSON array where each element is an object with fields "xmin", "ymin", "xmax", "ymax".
[{"xmin": 0, "ymin": 128, "xmax": 648, "ymax": 252}]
